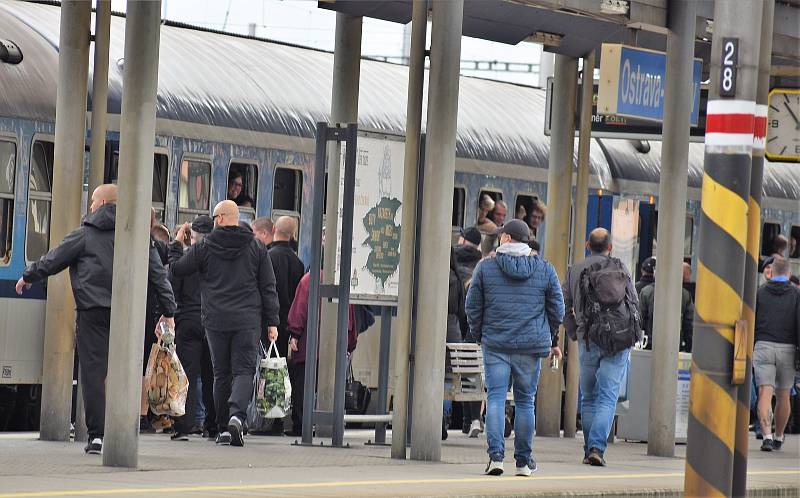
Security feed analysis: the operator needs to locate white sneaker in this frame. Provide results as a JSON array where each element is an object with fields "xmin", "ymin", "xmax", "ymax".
[
  {"xmin": 468, "ymin": 419, "xmax": 483, "ymax": 438},
  {"xmin": 485, "ymin": 460, "xmax": 504, "ymax": 476},
  {"xmin": 515, "ymin": 459, "xmax": 537, "ymax": 476}
]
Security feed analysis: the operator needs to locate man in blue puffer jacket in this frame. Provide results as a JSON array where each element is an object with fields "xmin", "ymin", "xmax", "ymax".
[{"xmin": 466, "ymin": 219, "xmax": 564, "ymax": 477}]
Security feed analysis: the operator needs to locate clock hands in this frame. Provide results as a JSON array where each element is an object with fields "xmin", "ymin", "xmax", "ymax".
[{"xmin": 783, "ymin": 101, "xmax": 800, "ymax": 130}]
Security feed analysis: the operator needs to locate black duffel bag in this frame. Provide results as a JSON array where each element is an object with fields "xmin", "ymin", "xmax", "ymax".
[{"xmin": 345, "ymin": 357, "xmax": 371, "ymax": 415}]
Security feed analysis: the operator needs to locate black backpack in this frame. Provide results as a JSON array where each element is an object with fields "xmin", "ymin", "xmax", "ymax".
[{"xmin": 579, "ymin": 257, "xmax": 641, "ymax": 355}]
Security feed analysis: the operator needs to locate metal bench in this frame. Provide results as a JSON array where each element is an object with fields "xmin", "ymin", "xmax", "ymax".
[{"xmin": 443, "ymin": 343, "xmax": 485, "ymax": 402}]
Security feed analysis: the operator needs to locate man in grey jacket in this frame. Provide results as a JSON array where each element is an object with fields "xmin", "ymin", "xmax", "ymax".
[{"xmin": 16, "ymin": 184, "xmax": 176, "ymax": 455}]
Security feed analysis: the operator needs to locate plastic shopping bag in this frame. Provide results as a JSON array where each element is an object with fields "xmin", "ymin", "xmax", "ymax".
[
  {"xmin": 144, "ymin": 333, "xmax": 189, "ymax": 417},
  {"xmin": 247, "ymin": 343, "xmax": 273, "ymax": 433},
  {"xmin": 255, "ymin": 340, "xmax": 292, "ymax": 419}
]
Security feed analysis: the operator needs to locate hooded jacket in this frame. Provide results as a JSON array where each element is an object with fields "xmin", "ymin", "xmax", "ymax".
[
  {"xmin": 755, "ymin": 279, "xmax": 800, "ymax": 346},
  {"xmin": 170, "ymin": 225, "xmax": 280, "ymax": 332},
  {"xmin": 454, "ymin": 244, "xmax": 482, "ymax": 280},
  {"xmin": 23, "ymin": 204, "xmax": 176, "ymax": 315},
  {"xmin": 168, "ymin": 241, "xmax": 202, "ymax": 324},
  {"xmin": 465, "ymin": 243, "xmax": 564, "ymax": 356},
  {"xmin": 268, "ymin": 240, "xmax": 305, "ymax": 356}
]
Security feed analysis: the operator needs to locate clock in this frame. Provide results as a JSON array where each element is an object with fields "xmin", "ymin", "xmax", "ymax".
[{"xmin": 766, "ymin": 88, "xmax": 800, "ymax": 162}]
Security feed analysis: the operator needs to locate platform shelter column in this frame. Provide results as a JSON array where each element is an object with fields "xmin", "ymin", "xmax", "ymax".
[{"xmin": 87, "ymin": 0, "xmax": 112, "ymax": 197}]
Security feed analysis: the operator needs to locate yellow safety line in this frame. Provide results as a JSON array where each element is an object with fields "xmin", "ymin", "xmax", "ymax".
[
  {"xmin": 689, "ymin": 370, "xmax": 736, "ymax": 452},
  {"xmin": 701, "ymin": 174, "xmax": 748, "ymax": 249},
  {"xmin": 1, "ymin": 470, "xmax": 798, "ymax": 498}
]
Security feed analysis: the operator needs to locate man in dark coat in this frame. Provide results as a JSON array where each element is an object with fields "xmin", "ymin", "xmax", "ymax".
[
  {"xmin": 171, "ymin": 200, "xmax": 280, "ymax": 447},
  {"xmin": 16, "ymin": 184, "xmax": 176, "ymax": 455},
  {"xmin": 635, "ymin": 256, "xmax": 656, "ymax": 295},
  {"xmin": 268, "ymin": 216, "xmax": 305, "ymax": 357}
]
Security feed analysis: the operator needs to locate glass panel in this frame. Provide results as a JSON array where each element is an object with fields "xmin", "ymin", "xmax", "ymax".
[
  {"xmin": 790, "ymin": 226, "xmax": 800, "ymax": 259},
  {"xmin": 0, "ymin": 198, "xmax": 12, "ymax": 265},
  {"xmin": 273, "ymin": 167, "xmax": 302, "ymax": 213},
  {"xmin": 178, "ymin": 160, "xmax": 210, "ymax": 211},
  {"xmin": 152, "ymin": 154, "xmax": 168, "ymax": 204},
  {"xmin": 761, "ymin": 222, "xmax": 781, "ymax": 257},
  {"xmin": 0, "ymin": 141, "xmax": 15, "ymax": 194},
  {"xmin": 452, "ymin": 188, "xmax": 465, "ymax": 227},
  {"xmin": 29, "ymin": 141, "xmax": 53, "ymax": 193},
  {"xmin": 684, "ymin": 217, "xmax": 694, "ymax": 256},
  {"xmin": 26, "ymin": 199, "xmax": 50, "ymax": 262},
  {"xmin": 228, "ymin": 162, "xmax": 258, "ymax": 207}
]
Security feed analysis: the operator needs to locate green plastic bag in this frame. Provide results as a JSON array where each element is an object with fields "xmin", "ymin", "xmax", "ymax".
[{"xmin": 255, "ymin": 340, "xmax": 291, "ymax": 419}]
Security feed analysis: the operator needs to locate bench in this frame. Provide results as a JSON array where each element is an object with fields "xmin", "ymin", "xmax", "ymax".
[{"xmin": 443, "ymin": 343, "xmax": 485, "ymax": 402}]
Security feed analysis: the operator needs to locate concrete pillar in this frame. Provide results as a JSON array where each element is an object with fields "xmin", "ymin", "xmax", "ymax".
[
  {"xmin": 733, "ymin": 2, "xmax": 774, "ymax": 496},
  {"xmin": 410, "ymin": 0, "xmax": 463, "ymax": 462},
  {"xmin": 563, "ymin": 49, "xmax": 595, "ymax": 439},
  {"xmin": 87, "ymin": 0, "xmax": 112, "ymax": 197},
  {"xmin": 103, "ymin": 0, "xmax": 162, "ymax": 468},
  {"xmin": 317, "ymin": 13, "xmax": 362, "ymax": 437},
  {"xmin": 536, "ymin": 54, "xmax": 578, "ymax": 437},
  {"xmin": 684, "ymin": 1, "xmax": 762, "ymax": 495},
  {"xmin": 392, "ymin": 0, "xmax": 427, "ymax": 460},
  {"xmin": 39, "ymin": 0, "xmax": 91, "ymax": 443},
  {"xmin": 647, "ymin": 0, "xmax": 696, "ymax": 458}
]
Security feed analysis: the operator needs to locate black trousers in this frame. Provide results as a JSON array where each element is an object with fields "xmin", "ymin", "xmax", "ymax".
[
  {"xmin": 288, "ymin": 362, "xmax": 305, "ymax": 433},
  {"xmin": 206, "ymin": 328, "xmax": 258, "ymax": 431},
  {"xmin": 76, "ymin": 308, "xmax": 110, "ymax": 440},
  {"xmin": 200, "ymin": 336, "xmax": 216, "ymax": 432},
  {"xmin": 173, "ymin": 319, "xmax": 204, "ymax": 434}
]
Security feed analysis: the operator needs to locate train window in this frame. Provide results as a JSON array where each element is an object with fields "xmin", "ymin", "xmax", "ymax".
[
  {"xmin": 514, "ymin": 194, "xmax": 538, "ymax": 221},
  {"xmin": 228, "ymin": 162, "xmax": 258, "ymax": 212},
  {"xmin": 177, "ymin": 159, "xmax": 211, "ymax": 224},
  {"xmin": 790, "ymin": 226, "xmax": 800, "ymax": 259},
  {"xmin": 26, "ymin": 140, "xmax": 54, "ymax": 263},
  {"xmin": 477, "ymin": 190, "xmax": 502, "ymax": 226},
  {"xmin": 684, "ymin": 216, "xmax": 694, "ymax": 257},
  {"xmin": 152, "ymin": 154, "xmax": 168, "ymax": 224},
  {"xmin": 452, "ymin": 187, "xmax": 465, "ymax": 227},
  {"xmin": 761, "ymin": 222, "xmax": 782, "ymax": 257},
  {"xmin": 0, "ymin": 140, "xmax": 15, "ymax": 265},
  {"xmin": 273, "ymin": 167, "xmax": 302, "ymax": 214}
]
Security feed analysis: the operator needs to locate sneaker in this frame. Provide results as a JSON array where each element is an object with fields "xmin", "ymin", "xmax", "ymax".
[
  {"xmin": 761, "ymin": 438, "xmax": 774, "ymax": 452},
  {"xmin": 170, "ymin": 432, "xmax": 189, "ymax": 441},
  {"xmin": 468, "ymin": 419, "xmax": 483, "ymax": 438},
  {"xmin": 203, "ymin": 428, "xmax": 218, "ymax": 440},
  {"xmin": 485, "ymin": 460, "xmax": 504, "ymax": 476},
  {"xmin": 215, "ymin": 431, "xmax": 232, "ymax": 445},
  {"xmin": 228, "ymin": 416, "xmax": 244, "ymax": 447},
  {"xmin": 587, "ymin": 448, "xmax": 606, "ymax": 466},
  {"xmin": 582, "ymin": 455, "xmax": 590, "ymax": 465},
  {"xmin": 462, "ymin": 420, "xmax": 470, "ymax": 434},
  {"xmin": 773, "ymin": 437, "xmax": 783, "ymax": 451},
  {"xmin": 84, "ymin": 437, "xmax": 102, "ymax": 455},
  {"xmin": 515, "ymin": 459, "xmax": 537, "ymax": 476}
]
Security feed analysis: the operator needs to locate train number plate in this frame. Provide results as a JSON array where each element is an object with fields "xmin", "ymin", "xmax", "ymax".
[{"xmin": 1, "ymin": 366, "xmax": 11, "ymax": 379}]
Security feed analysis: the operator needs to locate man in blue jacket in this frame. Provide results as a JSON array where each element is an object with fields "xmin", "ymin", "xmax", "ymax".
[{"xmin": 466, "ymin": 219, "xmax": 564, "ymax": 477}]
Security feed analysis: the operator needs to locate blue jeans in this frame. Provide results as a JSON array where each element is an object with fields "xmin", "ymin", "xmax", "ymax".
[
  {"xmin": 482, "ymin": 347, "xmax": 542, "ymax": 466},
  {"xmin": 578, "ymin": 342, "xmax": 629, "ymax": 455}
]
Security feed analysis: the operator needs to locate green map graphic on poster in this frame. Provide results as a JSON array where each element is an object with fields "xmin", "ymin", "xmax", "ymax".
[{"xmin": 362, "ymin": 197, "xmax": 402, "ymax": 287}]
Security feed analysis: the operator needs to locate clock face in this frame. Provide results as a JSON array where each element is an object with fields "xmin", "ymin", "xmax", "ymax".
[{"xmin": 766, "ymin": 89, "xmax": 800, "ymax": 161}]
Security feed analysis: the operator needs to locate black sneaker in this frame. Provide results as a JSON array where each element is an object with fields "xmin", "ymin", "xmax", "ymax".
[
  {"xmin": 587, "ymin": 448, "xmax": 606, "ymax": 466},
  {"xmin": 228, "ymin": 416, "xmax": 244, "ymax": 447},
  {"xmin": 203, "ymin": 428, "xmax": 218, "ymax": 440},
  {"xmin": 215, "ymin": 431, "xmax": 232, "ymax": 445},
  {"xmin": 170, "ymin": 432, "xmax": 189, "ymax": 441},
  {"xmin": 773, "ymin": 438, "xmax": 783, "ymax": 451},
  {"xmin": 761, "ymin": 438, "xmax": 774, "ymax": 452},
  {"xmin": 84, "ymin": 437, "xmax": 103, "ymax": 455}
]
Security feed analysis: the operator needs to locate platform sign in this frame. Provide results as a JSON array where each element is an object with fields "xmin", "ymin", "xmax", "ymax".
[
  {"xmin": 335, "ymin": 130, "xmax": 405, "ymax": 304},
  {"xmin": 598, "ymin": 44, "xmax": 702, "ymax": 125}
]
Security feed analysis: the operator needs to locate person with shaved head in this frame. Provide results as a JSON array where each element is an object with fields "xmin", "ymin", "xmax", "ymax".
[
  {"xmin": 171, "ymin": 200, "xmax": 280, "ymax": 447},
  {"xmin": 16, "ymin": 184, "xmax": 176, "ymax": 455}
]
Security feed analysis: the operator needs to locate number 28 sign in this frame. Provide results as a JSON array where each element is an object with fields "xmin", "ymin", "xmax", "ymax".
[{"xmin": 719, "ymin": 38, "xmax": 738, "ymax": 97}]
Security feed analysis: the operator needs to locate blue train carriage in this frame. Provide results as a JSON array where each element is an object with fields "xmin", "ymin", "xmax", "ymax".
[{"xmin": 1, "ymin": 0, "xmax": 799, "ymax": 429}]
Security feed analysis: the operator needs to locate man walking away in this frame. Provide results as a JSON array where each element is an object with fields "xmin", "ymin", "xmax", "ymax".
[
  {"xmin": 635, "ymin": 257, "xmax": 655, "ymax": 295},
  {"xmin": 563, "ymin": 228, "xmax": 640, "ymax": 467},
  {"xmin": 171, "ymin": 200, "xmax": 280, "ymax": 447},
  {"xmin": 753, "ymin": 259, "xmax": 800, "ymax": 451},
  {"xmin": 168, "ymin": 215, "xmax": 213, "ymax": 440},
  {"xmin": 637, "ymin": 258, "xmax": 694, "ymax": 352},
  {"xmin": 465, "ymin": 219, "xmax": 564, "ymax": 477},
  {"xmin": 16, "ymin": 184, "xmax": 176, "ymax": 454}
]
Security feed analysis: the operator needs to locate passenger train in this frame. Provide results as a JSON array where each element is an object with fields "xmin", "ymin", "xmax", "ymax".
[{"xmin": 1, "ymin": 1, "xmax": 798, "ymax": 430}]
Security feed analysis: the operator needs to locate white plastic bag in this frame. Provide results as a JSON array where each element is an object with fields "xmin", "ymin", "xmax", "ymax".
[{"xmin": 255, "ymin": 341, "xmax": 292, "ymax": 419}]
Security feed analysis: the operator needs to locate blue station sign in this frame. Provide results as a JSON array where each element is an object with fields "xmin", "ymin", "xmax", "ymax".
[{"xmin": 597, "ymin": 44, "xmax": 702, "ymax": 125}]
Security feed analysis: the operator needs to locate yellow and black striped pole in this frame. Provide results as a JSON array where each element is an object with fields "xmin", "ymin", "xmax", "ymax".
[{"xmin": 684, "ymin": 1, "xmax": 763, "ymax": 496}]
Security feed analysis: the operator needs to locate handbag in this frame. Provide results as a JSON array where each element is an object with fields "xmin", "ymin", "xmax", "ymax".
[{"xmin": 344, "ymin": 355, "xmax": 371, "ymax": 415}]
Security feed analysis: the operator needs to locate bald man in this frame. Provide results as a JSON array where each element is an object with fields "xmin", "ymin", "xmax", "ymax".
[
  {"xmin": 171, "ymin": 200, "xmax": 280, "ymax": 447},
  {"xmin": 16, "ymin": 184, "xmax": 176, "ymax": 455}
]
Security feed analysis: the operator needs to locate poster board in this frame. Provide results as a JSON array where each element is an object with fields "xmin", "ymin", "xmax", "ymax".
[{"xmin": 334, "ymin": 130, "xmax": 405, "ymax": 304}]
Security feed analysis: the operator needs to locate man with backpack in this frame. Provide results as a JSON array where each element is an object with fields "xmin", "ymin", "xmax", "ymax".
[{"xmin": 563, "ymin": 228, "xmax": 641, "ymax": 467}]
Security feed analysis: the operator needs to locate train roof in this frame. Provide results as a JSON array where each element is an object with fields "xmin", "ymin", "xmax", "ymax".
[{"xmin": 1, "ymin": 0, "xmax": 798, "ymax": 201}]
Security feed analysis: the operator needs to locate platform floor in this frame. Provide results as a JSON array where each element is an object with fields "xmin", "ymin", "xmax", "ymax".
[{"xmin": 0, "ymin": 429, "xmax": 798, "ymax": 497}]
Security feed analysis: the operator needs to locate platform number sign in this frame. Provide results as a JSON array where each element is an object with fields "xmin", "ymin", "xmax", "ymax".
[{"xmin": 719, "ymin": 38, "xmax": 738, "ymax": 97}]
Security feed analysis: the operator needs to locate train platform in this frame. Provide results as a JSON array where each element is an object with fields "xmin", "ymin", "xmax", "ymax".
[{"xmin": 0, "ymin": 429, "xmax": 798, "ymax": 497}]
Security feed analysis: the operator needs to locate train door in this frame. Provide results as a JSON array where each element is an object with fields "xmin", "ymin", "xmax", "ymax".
[
  {"xmin": 272, "ymin": 166, "xmax": 302, "ymax": 245},
  {"xmin": 584, "ymin": 191, "xmax": 613, "ymax": 258}
]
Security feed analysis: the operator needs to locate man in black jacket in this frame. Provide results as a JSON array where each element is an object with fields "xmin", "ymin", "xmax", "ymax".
[
  {"xmin": 168, "ymin": 215, "xmax": 214, "ymax": 440},
  {"xmin": 268, "ymin": 216, "xmax": 304, "ymax": 358},
  {"xmin": 15, "ymin": 184, "xmax": 176, "ymax": 455},
  {"xmin": 171, "ymin": 200, "xmax": 280, "ymax": 447},
  {"xmin": 753, "ymin": 259, "xmax": 800, "ymax": 452}
]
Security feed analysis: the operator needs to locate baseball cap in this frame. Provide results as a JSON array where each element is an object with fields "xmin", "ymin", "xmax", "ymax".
[
  {"xmin": 641, "ymin": 257, "xmax": 656, "ymax": 274},
  {"xmin": 494, "ymin": 219, "xmax": 529, "ymax": 243},
  {"xmin": 461, "ymin": 226, "xmax": 482, "ymax": 246},
  {"xmin": 191, "ymin": 215, "xmax": 214, "ymax": 234}
]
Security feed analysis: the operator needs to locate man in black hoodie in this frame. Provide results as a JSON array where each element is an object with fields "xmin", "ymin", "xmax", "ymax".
[
  {"xmin": 15, "ymin": 184, "xmax": 176, "ymax": 455},
  {"xmin": 753, "ymin": 259, "xmax": 800, "ymax": 452},
  {"xmin": 267, "ymin": 216, "xmax": 304, "ymax": 358},
  {"xmin": 171, "ymin": 200, "xmax": 280, "ymax": 447}
]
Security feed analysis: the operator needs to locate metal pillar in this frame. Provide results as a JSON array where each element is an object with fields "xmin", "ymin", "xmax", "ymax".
[
  {"xmin": 371, "ymin": 306, "xmax": 393, "ymax": 445},
  {"xmin": 537, "ymin": 54, "xmax": 578, "ymax": 438},
  {"xmin": 39, "ymin": 0, "xmax": 91, "ymax": 442},
  {"xmin": 87, "ymin": 0, "xmax": 111, "ymax": 196},
  {"xmin": 317, "ymin": 13, "xmax": 362, "ymax": 437},
  {"xmin": 733, "ymin": 2, "xmax": 774, "ymax": 496},
  {"xmin": 647, "ymin": 0, "xmax": 696, "ymax": 458},
  {"xmin": 563, "ymin": 49, "xmax": 595, "ymax": 439},
  {"xmin": 684, "ymin": 1, "xmax": 762, "ymax": 495},
  {"xmin": 392, "ymin": 0, "xmax": 427, "ymax": 460},
  {"xmin": 103, "ymin": 0, "xmax": 162, "ymax": 468},
  {"xmin": 409, "ymin": 0, "xmax": 463, "ymax": 462}
]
